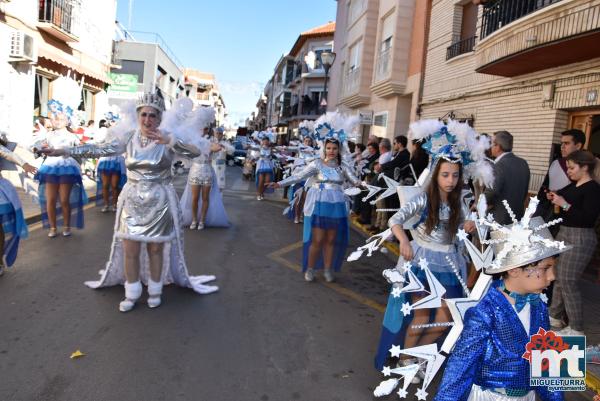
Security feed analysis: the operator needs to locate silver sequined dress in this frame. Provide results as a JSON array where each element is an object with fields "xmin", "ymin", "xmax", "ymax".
[{"xmin": 66, "ymin": 130, "xmax": 218, "ymax": 294}]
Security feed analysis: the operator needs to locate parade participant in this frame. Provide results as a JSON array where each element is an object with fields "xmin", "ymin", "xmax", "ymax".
[
  {"xmin": 548, "ymin": 150, "xmax": 600, "ymax": 336},
  {"xmin": 282, "ymin": 121, "xmax": 318, "ymax": 224},
  {"xmin": 94, "ymin": 117, "xmax": 127, "ymax": 212},
  {"xmin": 373, "ymin": 119, "xmax": 493, "ymax": 370},
  {"xmin": 31, "ymin": 75, "xmax": 87, "ymax": 238},
  {"xmin": 433, "ymin": 209, "xmax": 568, "ymax": 401},
  {"xmin": 179, "ymin": 110, "xmax": 229, "ymax": 230},
  {"xmin": 0, "ymin": 140, "xmax": 37, "ymax": 276},
  {"xmin": 247, "ymin": 130, "xmax": 276, "ymax": 200},
  {"xmin": 211, "ymin": 126, "xmax": 234, "ymax": 191},
  {"xmin": 270, "ymin": 112, "xmax": 363, "ymax": 283},
  {"xmin": 41, "ymin": 94, "xmax": 221, "ymax": 312}
]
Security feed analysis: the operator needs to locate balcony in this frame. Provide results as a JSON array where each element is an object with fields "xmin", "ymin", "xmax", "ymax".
[
  {"xmin": 476, "ymin": 0, "xmax": 600, "ymax": 77},
  {"xmin": 446, "ymin": 35, "xmax": 477, "ymax": 60},
  {"xmin": 370, "ymin": 48, "xmax": 406, "ymax": 98},
  {"xmin": 38, "ymin": 0, "xmax": 79, "ymax": 43},
  {"xmin": 340, "ymin": 67, "xmax": 370, "ymax": 107}
]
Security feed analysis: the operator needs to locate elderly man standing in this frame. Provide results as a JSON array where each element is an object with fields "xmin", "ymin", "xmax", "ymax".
[{"xmin": 484, "ymin": 130, "xmax": 530, "ymax": 225}]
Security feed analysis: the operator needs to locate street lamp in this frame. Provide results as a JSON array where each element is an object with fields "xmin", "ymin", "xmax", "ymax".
[{"xmin": 320, "ymin": 51, "xmax": 336, "ymax": 113}]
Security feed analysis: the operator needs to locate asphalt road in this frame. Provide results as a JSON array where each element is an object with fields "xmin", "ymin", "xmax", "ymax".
[
  {"xmin": 0, "ymin": 167, "xmax": 395, "ymax": 401},
  {"xmin": 1, "ymin": 167, "xmax": 593, "ymax": 401}
]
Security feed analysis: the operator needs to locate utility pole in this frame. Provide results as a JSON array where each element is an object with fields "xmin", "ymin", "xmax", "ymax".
[{"xmin": 128, "ymin": 0, "xmax": 134, "ymax": 30}]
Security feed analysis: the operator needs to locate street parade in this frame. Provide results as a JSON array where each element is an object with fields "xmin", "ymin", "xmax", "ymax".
[{"xmin": 1, "ymin": 1, "xmax": 600, "ymax": 400}]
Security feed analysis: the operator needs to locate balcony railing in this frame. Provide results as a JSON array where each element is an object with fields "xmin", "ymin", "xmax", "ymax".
[
  {"xmin": 374, "ymin": 47, "xmax": 392, "ymax": 82},
  {"xmin": 446, "ymin": 35, "xmax": 477, "ymax": 60},
  {"xmin": 39, "ymin": 0, "xmax": 74, "ymax": 35},
  {"xmin": 342, "ymin": 66, "xmax": 361, "ymax": 98},
  {"xmin": 480, "ymin": 0, "xmax": 563, "ymax": 40}
]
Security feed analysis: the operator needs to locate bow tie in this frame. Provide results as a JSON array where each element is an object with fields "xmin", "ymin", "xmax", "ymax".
[{"xmin": 501, "ymin": 283, "xmax": 540, "ymax": 312}]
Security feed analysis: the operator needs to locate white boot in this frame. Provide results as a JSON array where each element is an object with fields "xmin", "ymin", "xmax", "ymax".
[
  {"xmin": 119, "ymin": 281, "xmax": 142, "ymax": 312},
  {"xmin": 147, "ymin": 279, "xmax": 163, "ymax": 309}
]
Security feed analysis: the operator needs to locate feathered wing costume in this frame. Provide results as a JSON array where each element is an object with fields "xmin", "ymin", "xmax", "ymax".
[{"xmin": 68, "ymin": 97, "xmax": 218, "ymax": 294}]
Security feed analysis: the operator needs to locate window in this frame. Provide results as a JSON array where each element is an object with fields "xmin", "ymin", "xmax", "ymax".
[
  {"xmin": 446, "ymin": 2, "xmax": 478, "ymax": 60},
  {"xmin": 34, "ymin": 73, "xmax": 50, "ymax": 117},
  {"xmin": 460, "ymin": 2, "xmax": 478, "ymax": 42},
  {"xmin": 347, "ymin": 0, "xmax": 365, "ymax": 26},
  {"xmin": 118, "ymin": 60, "xmax": 144, "ymax": 83},
  {"xmin": 348, "ymin": 40, "xmax": 362, "ymax": 72},
  {"xmin": 380, "ymin": 13, "xmax": 394, "ymax": 53},
  {"xmin": 373, "ymin": 111, "xmax": 388, "ymax": 127}
]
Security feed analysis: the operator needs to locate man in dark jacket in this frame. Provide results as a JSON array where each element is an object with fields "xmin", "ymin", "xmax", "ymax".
[
  {"xmin": 378, "ymin": 135, "xmax": 410, "ymax": 211},
  {"xmin": 484, "ymin": 130, "xmax": 530, "ymax": 225}
]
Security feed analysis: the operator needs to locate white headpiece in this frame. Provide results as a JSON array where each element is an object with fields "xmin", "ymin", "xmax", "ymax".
[
  {"xmin": 313, "ymin": 111, "xmax": 359, "ymax": 157},
  {"xmin": 47, "ymin": 72, "xmax": 83, "ymax": 120},
  {"xmin": 410, "ymin": 119, "xmax": 494, "ymax": 188}
]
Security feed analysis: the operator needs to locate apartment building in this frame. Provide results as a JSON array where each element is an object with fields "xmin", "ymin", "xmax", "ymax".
[
  {"xmin": 0, "ymin": 0, "xmax": 116, "ymax": 138},
  {"xmin": 328, "ymin": 0, "xmax": 430, "ymax": 141},
  {"xmin": 183, "ymin": 69, "xmax": 227, "ymax": 127},
  {"xmin": 419, "ymin": 0, "xmax": 600, "ymax": 192}
]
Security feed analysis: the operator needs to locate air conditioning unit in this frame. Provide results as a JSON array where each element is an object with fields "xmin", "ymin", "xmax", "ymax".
[{"xmin": 9, "ymin": 31, "xmax": 35, "ymax": 63}]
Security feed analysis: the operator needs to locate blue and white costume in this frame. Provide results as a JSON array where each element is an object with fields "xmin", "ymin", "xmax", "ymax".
[
  {"xmin": 0, "ymin": 144, "xmax": 29, "ymax": 267},
  {"xmin": 277, "ymin": 158, "xmax": 360, "ymax": 272},
  {"xmin": 250, "ymin": 144, "xmax": 275, "ymax": 187},
  {"xmin": 375, "ymin": 191, "xmax": 468, "ymax": 369},
  {"xmin": 434, "ymin": 279, "xmax": 562, "ymax": 401},
  {"xmin": 283, "ymin": 144, "xmax": 318, "ymax": 221},
  {"xmin": 32, "ymin": 128, "xmax": 87, "ymax": 229},
  {"xmin": 94, "ymin": 126, "xmax": 127, "ymax": 206}
]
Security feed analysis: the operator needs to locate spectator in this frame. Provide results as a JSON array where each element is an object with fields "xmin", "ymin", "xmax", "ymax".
[
  {"xmin": 361, "ymin": 134, "xmax": 381, "ymax": 158},
  {"xmin": 548, "ymin": 150, "xmax": 600, "ymax": 336},
  {"xmin": 356, "ymin": 142, "xmax": 380, "ymax": 225},
  {"xmin": 409, "ymin": 139, "xmax": 429, "ymax": 183},
  {"xmin": 535, "ymin": 129, "xmax": 586, "ymax": 224},
  {"xmin": 380, "ymin": 135, "xmax": 410, "ymax": 182},
  {"xmin": 373, "ymin": 139, "xmax": 393, "ymax": 231},
  {"xmin": 484, "ymin": 131, "xmax": 530, "ymax": 225}
]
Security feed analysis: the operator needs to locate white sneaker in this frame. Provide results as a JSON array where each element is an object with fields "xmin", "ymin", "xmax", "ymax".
[
  {"xmin": 101, "ymin": 206, "xmax": 110, "ymax": 213},
  {"xmin": 324, "ymin": 269, "xmax": 335, "ymax": 283},
  {"xmin": 197, "ymin": 221, "xmax": 205, "ymax": 230},
  {"xmin": 147, "ymin": 279, "xmax": 163, "ymax": 309},
  {"xmin": 549, "ymin": 316, "xmax": 566, "ymax": 329},
  {"xmin": 190, "ymin": 221, "xmax": 198, "ymax": 230},
  {"xmin": 62, "ymin": 228, "xmax": 72, "ymax": 237},
  {"xmin": 294, "ymin": 217, "xmax": 300, "ymax": 224},
  {"xmin": 304, "ymin": 268, "xmax": 315, "ymax": 282},
  {"xmin": 47, "ymin": 228, "xmax": 58, "ymax": 238},
  {"xmin": 556, "ymin": 326, "xmax": 585, "ymax": 336}
]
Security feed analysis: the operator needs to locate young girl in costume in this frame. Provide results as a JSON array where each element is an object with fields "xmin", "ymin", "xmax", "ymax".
[
  {"xmin": 95, "ymin": 118, "xmax": 127, "ymax": 212},
  {"xmin": 374, "ymin": 120, "xmax": 493, "ymax": 370},
  {"xmin": 270, "ymin": 113, "xmax": 363, "ymax": 283},
  {"xmin": 247, "ymin": 130, "xmax": 276, "ymax": 200},
  {"xmin": 32, "ymin": 75, "xmax": 87, "ymax": 238}
]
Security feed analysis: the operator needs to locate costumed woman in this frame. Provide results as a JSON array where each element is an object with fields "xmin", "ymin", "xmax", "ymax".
[
  {"xmin": 211, "ymin": 126, "xmax": 234, "ymax": 191},
  {"xmin": 247, "ymin": 130, "xmax": 276, "ymax": 200},
  {"xmin": 270, "ymin": 112, "xmax": 363, "ymax": 283},
  {"xmin": 0, "ymin": 139, "xmax": 37, "ymax": 276},
  {"xmin": 180, "ymin": 109, "xmax": 230, "ymax": 230},
  {"xmin": 374, "ymin": 119, "xmax": 493, "ymax": 371},
  {"xmin": 94, "ymin": 117, "xmax": 127, "ymax": 212},
  {"xmin": 41, "ymin": 94, "xmax": 221, "ymax": 312},
  {"xmin": 31, "ymin": 75, "xmax": 87, "ymax": 238},
  {"xmin": 282, "ymin": 121, "xmax": 318, "ymax": 224}
]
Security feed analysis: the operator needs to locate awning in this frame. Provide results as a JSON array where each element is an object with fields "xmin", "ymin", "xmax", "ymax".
[{"xmin": 37, "ymin": 46, "xmax": 112, "ymax": 88}]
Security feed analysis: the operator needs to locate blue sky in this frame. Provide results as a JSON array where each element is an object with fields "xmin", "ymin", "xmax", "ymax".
[{"xmin": 116, "ymin": 0, "xmax": 337, "ymax": 126}]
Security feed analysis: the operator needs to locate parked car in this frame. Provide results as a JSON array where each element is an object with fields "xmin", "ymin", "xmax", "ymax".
[{"xmin": 230, "ymin": 141, "xmax": 247, "ymax": 166}]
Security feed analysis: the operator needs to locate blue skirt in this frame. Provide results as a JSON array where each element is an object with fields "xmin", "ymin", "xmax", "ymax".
[
  {"xmin": 95, "ymin": 156, "xmax": 127, "ymax": 206},
  {"xmin": 374, "ymin": 242, "xmax": 468, "ymax": 370},
  {"xmin": 302, "ymin": 195, "xmax": 349, "ymax": 272},
  {"xmin": 35, "ymin": 163, "xmax": 88, "ymax": 229},
  {"xmin": 0, "ymin": 179, "xmax": 28, "ymax": 267}
]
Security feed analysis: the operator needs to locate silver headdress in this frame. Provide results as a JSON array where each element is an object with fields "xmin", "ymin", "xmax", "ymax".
[
  {"xmin": 471, "ymin": 196, "xmax": 570, "ymax": 274},
  {"xmin": 136, "ymin": 92, "xmax": 165, "ymax": 113}
]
